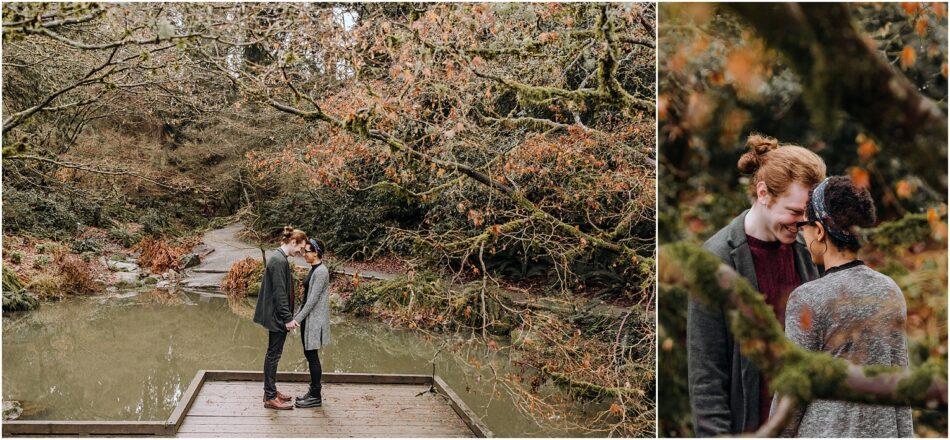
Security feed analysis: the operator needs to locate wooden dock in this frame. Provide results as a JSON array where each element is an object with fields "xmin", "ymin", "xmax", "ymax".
[{"xmin": 3, "ymin": 371, "xmax": 492, "ymax": 438}]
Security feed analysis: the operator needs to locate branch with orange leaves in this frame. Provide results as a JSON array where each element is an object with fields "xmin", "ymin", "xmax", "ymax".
[{"xmin": 201, "ymin": 49, "xmax": 652, "ymax": 278}]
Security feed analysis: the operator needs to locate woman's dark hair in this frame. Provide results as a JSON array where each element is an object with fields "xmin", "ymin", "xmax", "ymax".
[
  {"xmin": 307, "ymin": 239, "xmax": 325, "ymax": 259},
  {"xmin": 806, "ymin": 176, "xmax": 877, "ymax": 252}
]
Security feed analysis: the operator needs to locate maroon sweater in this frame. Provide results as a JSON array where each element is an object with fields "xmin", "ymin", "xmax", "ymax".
[{"xmin": 746, "ymin": 235, "xmax": 801, "ymax": 425}]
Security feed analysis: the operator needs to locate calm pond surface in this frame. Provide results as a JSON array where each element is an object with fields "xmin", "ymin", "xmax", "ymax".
[{"xmin": 2, "ymin": 290, "xmax": 597, "ymax": 436}]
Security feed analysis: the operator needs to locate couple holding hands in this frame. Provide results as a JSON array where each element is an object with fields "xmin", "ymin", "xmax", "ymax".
[{"xmin": 252, "ymin": 227, "xmax": 330, "ymax": 410}]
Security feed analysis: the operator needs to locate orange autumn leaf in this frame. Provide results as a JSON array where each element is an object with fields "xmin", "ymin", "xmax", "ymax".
[
  {"xmin": 927, "ymin": 207, "xmax": 938, "ymax": 224},
  {"xmin": 902, "ymin": 2, "xmax": 921, "ymax": 15},
  {"xmin": 657, "ymin": 94, "xmax": 669, "ymax": 121},
  {"xmin": 933, "ymin": 2, "xmax": 947, "ymax": 18},
  {"xmin": 916, "ymin": 16, "xmax": 929, "ymax": 36},
  {"xmin": 609, "ymin": 403, "xmax": 623, "ymax": 415},
  {"xmin": 857, "ymin": 138, "xmax": 879, "ymax": 161},
  {"xmin": 895, "ymin": 180, "xmax": 915, "ymax": 199},
  {"xmin": 942, "ymin": 62, "xmax": 948, "ymax": 78},
  {"xmin": 800, "ymin": 305, "xmax": 813, "ymax": 331},
  {"xmin": 927, "ymin": 207, "xmax": 948, "ymax": 242},
  {"xmin": 849, "ymin": 167, "xmax": 871, "ymax": 189},
  {"xmin": 900, "ymin": 46, "xmax": 917, "ymax": 70},
  {"xmin": 725, "ymin": 47, "xmax": 763, "ymax": 93}
]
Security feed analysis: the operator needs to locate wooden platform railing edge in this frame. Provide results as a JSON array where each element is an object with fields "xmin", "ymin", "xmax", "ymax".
[
  {"xmin": 433, "ymin": 375, "xmax": 495, "ymax": 438},
  {"xmin": 3, "ymin": 370, "xmax": 490, "ymax": 437}
]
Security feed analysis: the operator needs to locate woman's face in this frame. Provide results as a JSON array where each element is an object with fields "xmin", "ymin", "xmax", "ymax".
[{"xmin": 303, "ymin": 248, "xmax": 319, "ymax": 265}]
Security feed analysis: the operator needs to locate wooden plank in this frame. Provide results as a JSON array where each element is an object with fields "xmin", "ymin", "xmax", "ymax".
[
  {"xmin": 190, "ymin": 397, "xmax": 450, "ymax": 408},
  {"xmin": 175, "ymin": 423, "xmax": 469, "ymax": 435},
  {"xmin": 197, "ymin": 385, "xmax": 432, "ymax": 398},
  {"xmin": 166, "ymin": 369, "xmax": 207, "ymax": 434},
  {"xmin": 176, "ymin": 433, "xmax": 469, "ymax": 438},
  {"xmin": 204, "ymin": 371, "xmax": 432, "ymax": 385},
  {"xmin": 179, "ymin": 415, "xmax": 464, "ymax": 426},
  {"xmin": 184, "ymin": 406, "xmax": 462, "ymax": 418},
  {"xmin": 3, "ymin": 421, "xmax": 166, "ymax": 436},
  {"xmin": 199, "ymin": 382, "xmax": 430, "ymax": 391},
  {"xmin": 434, "ymin": 375, "xmax": 493, "ymax": 438}
]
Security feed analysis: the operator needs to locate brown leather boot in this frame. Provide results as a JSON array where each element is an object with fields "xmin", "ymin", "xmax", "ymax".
[
  {"xmin": 262, "ymin": 391, "xmax": 292, "ymax": 403},
  {"xmin": 264, "ymin": 397, "xmax": 294, "ymax": 410}
]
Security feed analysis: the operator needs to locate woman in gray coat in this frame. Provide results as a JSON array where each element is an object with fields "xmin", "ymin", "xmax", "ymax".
[
  {"xmin": 287, "ymin": 238, "xmax": 331, "ymax": 408},
  {"xmin": 777, "ymin": 176, "xmax": 913, "ymax": 437}
]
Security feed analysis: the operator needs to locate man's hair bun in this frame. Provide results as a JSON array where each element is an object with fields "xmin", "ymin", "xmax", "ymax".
[{"xmin": 737, "ymin": 134, "xmax": 780, "ymax": 174}]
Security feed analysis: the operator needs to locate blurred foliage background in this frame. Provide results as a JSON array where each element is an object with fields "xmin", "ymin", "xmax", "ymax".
[{"xmin": 658, "ymin": 3, "xmax": 948, "ymax": 437}]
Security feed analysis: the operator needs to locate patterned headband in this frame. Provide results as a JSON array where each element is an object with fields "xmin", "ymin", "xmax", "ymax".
[{"xmin": 810, "ymin": 178, "xmax": 859, "ymax": 247}]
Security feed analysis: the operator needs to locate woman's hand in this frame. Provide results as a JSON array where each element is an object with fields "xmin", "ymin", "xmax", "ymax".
[{"xmin": 286, "ymin": 320, "xmax": 299, "ymax": 330}]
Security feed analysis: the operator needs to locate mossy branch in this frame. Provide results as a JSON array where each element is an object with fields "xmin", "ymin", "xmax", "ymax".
[
  {"xmin": 664, "ymin": 241, "xmax": 947, "ymax": 410},
  {"xmin": 541, "ymin": 365, "xmax": 639, "ymax": 400}
]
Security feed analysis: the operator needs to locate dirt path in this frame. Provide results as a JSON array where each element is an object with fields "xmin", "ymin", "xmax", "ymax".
[{"xmin": 180, "ymin": 223, "xmax": 396, "ymax": 290}]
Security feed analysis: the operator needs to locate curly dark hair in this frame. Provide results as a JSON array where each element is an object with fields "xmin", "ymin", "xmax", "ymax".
[{"xmin": 806, "ymin": 176, "xmax": 877, "ymax": 252}]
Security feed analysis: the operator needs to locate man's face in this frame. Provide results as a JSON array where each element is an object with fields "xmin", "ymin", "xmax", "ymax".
[
  {"xmin": 759, "ymin": 182, "xmax": 810, "ymax": 244},
  {"xmin": 290, "ymin": 240, "xmax": 308, "ymax": 257}
]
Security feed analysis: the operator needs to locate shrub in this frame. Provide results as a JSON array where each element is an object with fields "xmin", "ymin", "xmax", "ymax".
[
  {"xmin": 107, "ymin": 226, "xmax": 143, "ymax": 248},
  {"xmin": 26, "ymin": 273, "xmax": 66, "ymax": 301},
  {"xmin": 7, "ymin": 250, "xmax": 23, "ymax": 264},
  {"xmin": 55, "ymin": 254, "xmax": 100, "ymax": 296},
  {"xmin": 32, "ymin": 255, "xmax": 51, "ymax": 269},
  {"xmin": 221, "ymin": 257, "xmax": 264, "ymax": 303},
  {"xmin": 2, "ymin": 266, "xmax": 38, "ymax": 312},
  {"xmin": 250, "ymin": 182, "xmax": 422, "ymax": 260},
  {"xmin": 134, "ymin": 236, "xmax": 189, "ymax": 273},
  {"xmin": 138, "ymin": 209, "xmax": 169, "ymax": 236},
  {"xmin": 2, "ymin": 187, "xmax": 79, "ymax": 238},
  {"xmin": 70, "ymin": 238, "xmax": 102, "ymax": 255},
  {"xmin": 35, "ymin": 243, "xmax": 63, "ymax": 254}
]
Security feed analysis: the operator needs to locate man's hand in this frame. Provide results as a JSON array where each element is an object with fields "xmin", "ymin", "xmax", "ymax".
[{"xmin": 286, "ymin": 320, "xmax": 299, "ymax": 330}]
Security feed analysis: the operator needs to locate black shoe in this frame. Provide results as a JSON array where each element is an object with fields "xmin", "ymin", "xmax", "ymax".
[
  {"xmin": 295, "ymin": 396, "xmax": 322, "ymax": 408},
  {"xmin": 296, "ymin": 389, "xmax": 321, "ymax": 400}
]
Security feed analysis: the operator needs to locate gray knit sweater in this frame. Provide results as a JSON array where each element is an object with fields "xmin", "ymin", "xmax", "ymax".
[{"xmin": 778, "ymin": 262, "xmax": 914, "ymax": 438}]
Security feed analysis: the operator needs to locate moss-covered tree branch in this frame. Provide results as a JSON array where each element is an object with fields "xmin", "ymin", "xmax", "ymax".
[{"xmin": 664, "ymin": 241, "xmax": 947, "ymax": 410}]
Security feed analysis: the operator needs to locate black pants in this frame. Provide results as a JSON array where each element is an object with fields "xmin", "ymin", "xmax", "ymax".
[
  {"xmin": 301, "ymin": 320, "xmax": 323, "ymax": 396},
  {"xmin": 263, "ymin": 330, "xmax": 287, "ymax": 399}
]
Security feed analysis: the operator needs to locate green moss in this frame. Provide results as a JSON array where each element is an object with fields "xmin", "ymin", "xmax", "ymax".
[
  {"xmin": 895, "ymin": 359, "xmax": 946, "ymax": 403},
  {"xmin": 2, "ymin": 266, "xmax": 38, "ymax": 312},
  {"xmin": 663, "ymin": 241, "xmax": 946, "ymax": 408},
  {"xmin": 866, "ymin": 212, "xmax": 946, "ymax": 250}
]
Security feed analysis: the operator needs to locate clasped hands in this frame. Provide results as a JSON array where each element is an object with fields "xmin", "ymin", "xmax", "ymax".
[{"xmin": 286, "ymin": 320, "xmax": 299, "ymax": 330}]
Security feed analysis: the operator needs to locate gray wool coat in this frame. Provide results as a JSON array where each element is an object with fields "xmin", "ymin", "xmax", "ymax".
[
  {"xmin": 252, "ymin": 249, "xmax": 294, "ymax": 333},
  {"xmin": 294, "ymin": 263, "xmax": 331, "ymax": 351},
  {"xmin": 687, "ymin": 209, "xmax": 820, "ymax": 436},
  {"xmin": 778, "ymin": 264, "xmax": 913, "ymax": 437}
]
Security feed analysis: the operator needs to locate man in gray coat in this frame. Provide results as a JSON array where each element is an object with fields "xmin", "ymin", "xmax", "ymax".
[
  {"xmin": 688, "ymin": 137, "xmax": 824, "ymax": 435},
  {"xmin": 253, "ymin": 228, "xmax": 308, "ymax": 410}
]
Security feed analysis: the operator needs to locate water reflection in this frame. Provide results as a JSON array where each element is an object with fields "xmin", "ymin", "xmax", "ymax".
[{"xmin": 2, "ymin": 291, "xmax": 588, "ymax": 436}]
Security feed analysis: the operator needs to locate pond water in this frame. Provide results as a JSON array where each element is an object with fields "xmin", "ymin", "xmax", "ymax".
[{"xmin": 2, "ymin": 290, "xmax": 597, "ymax": 437}]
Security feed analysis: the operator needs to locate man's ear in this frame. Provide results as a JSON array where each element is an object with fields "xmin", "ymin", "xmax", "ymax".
[{"xmin": 755, "ymin": 181, "xmax": 770, "ymax": 206}]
